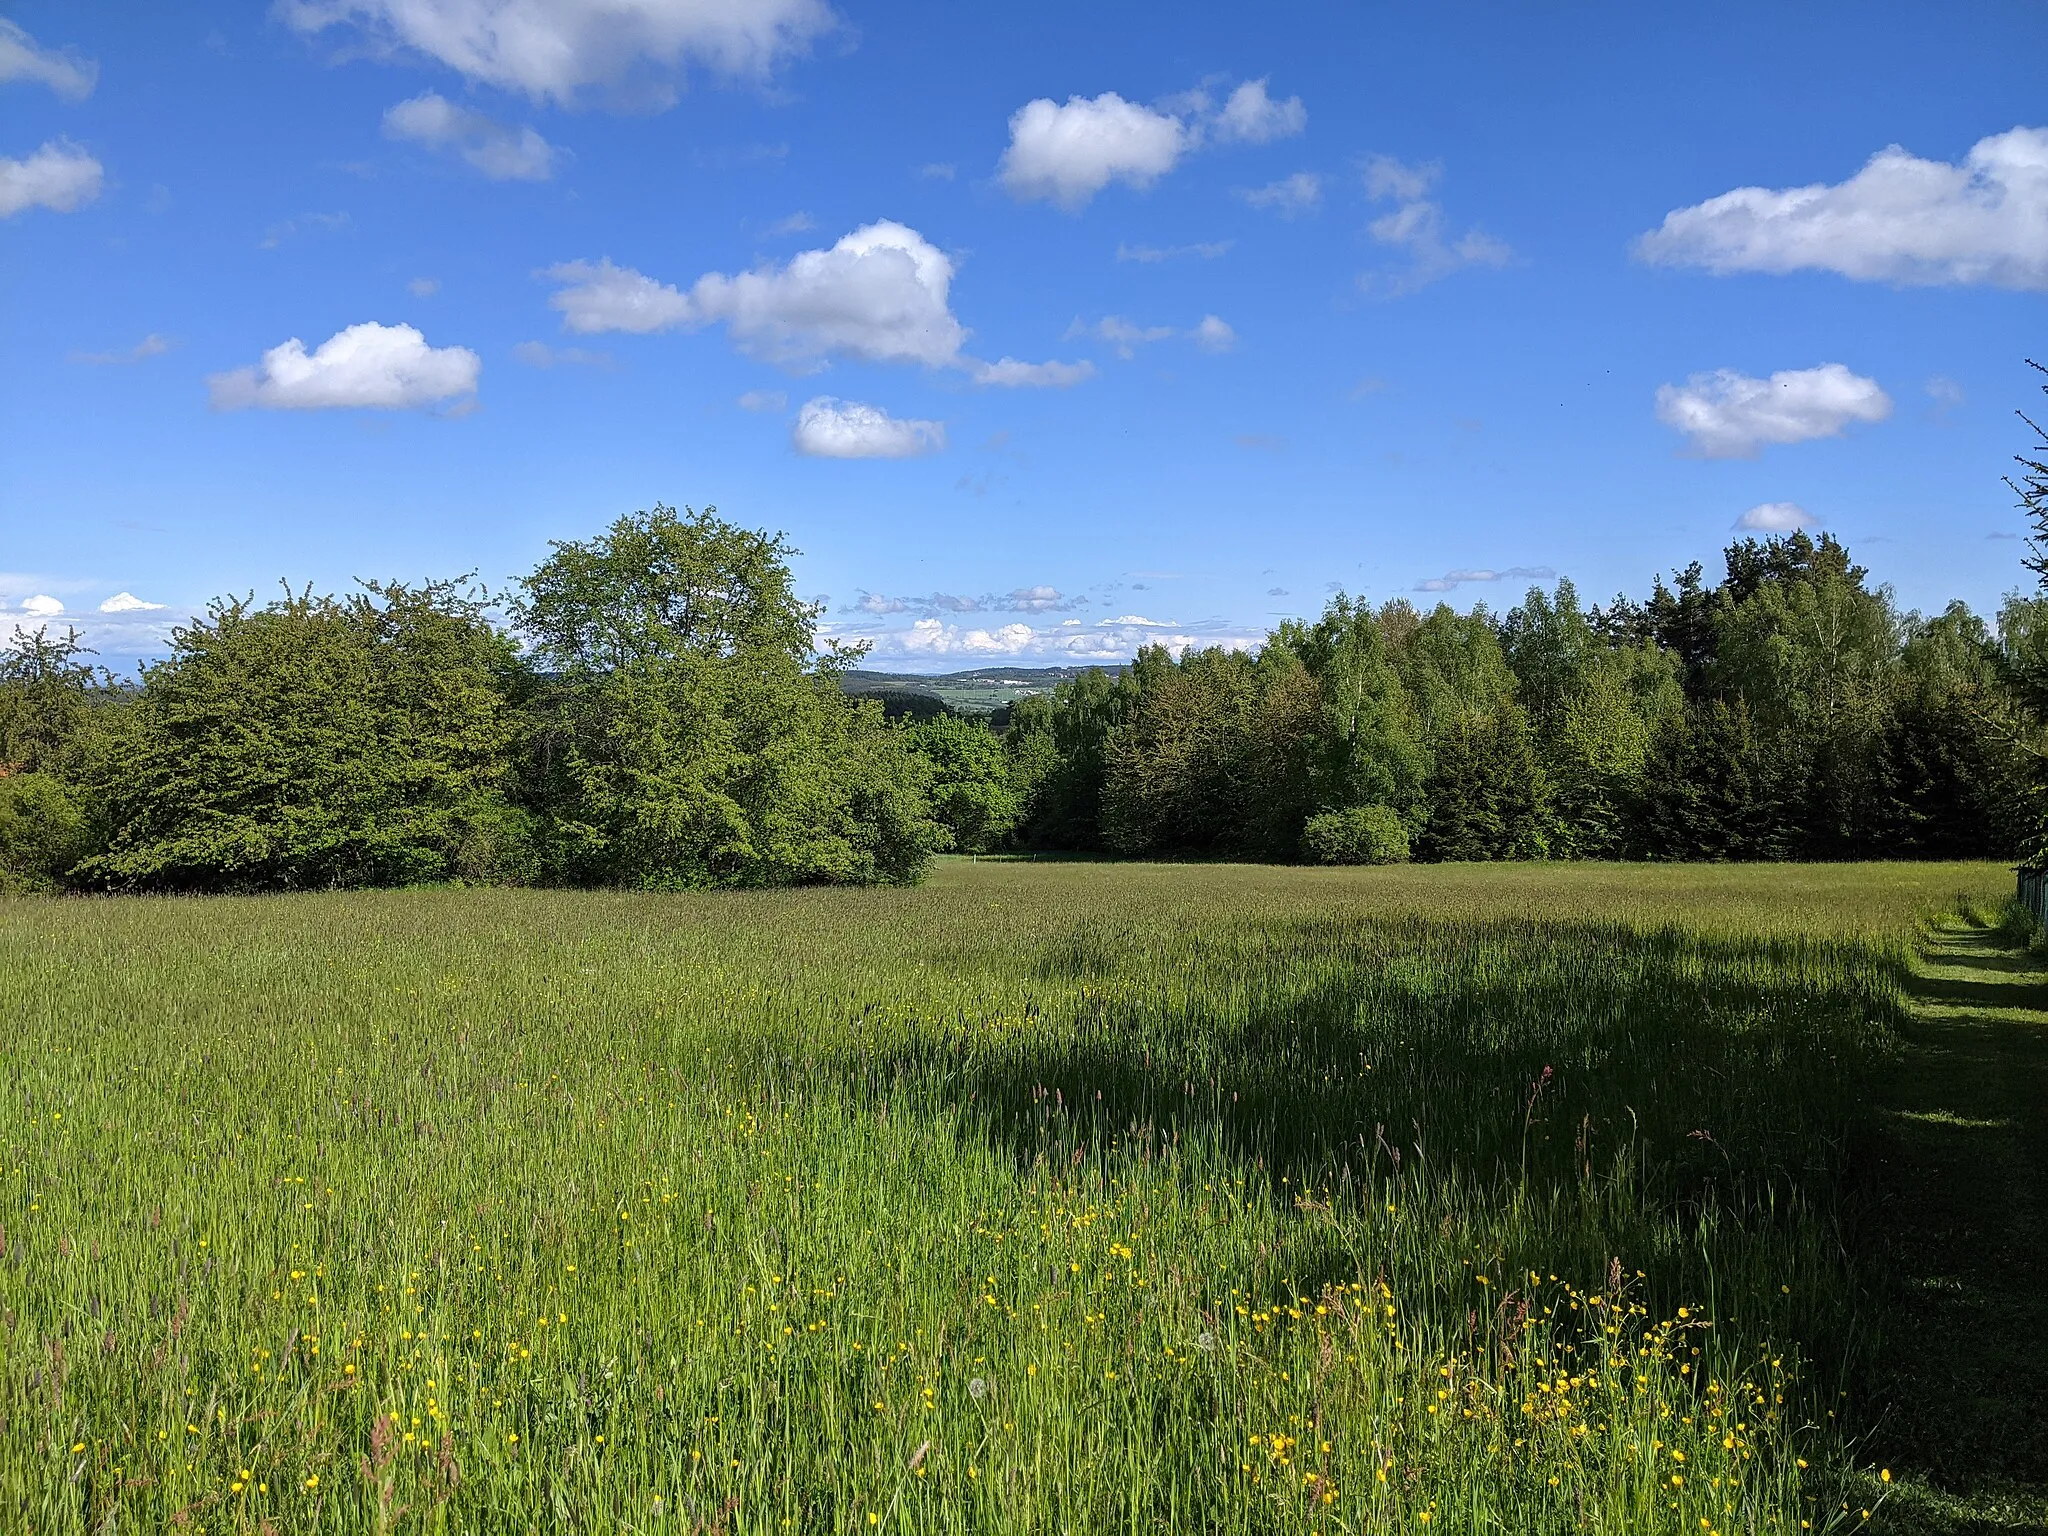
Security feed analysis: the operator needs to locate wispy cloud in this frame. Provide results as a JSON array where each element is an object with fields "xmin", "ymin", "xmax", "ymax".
[
  {"xmin": 1115, "ymin": 239, "xmax": 1233, "ymax": 263},
  {"xmin": 1236, "ymin": 171, "xmax": 1322, "ymax": 217},
  {"xmin": 1359, "ymin": 155, "xmax": 1511, "ymax": 295},
  {"xmin": 844, "ymin": 586, "xmax": 1089, "ymax": 618},
  {"xmin": 260, "ymin": 211, "xmax": 350, "ymax": 250},
  {"xmin": 0, "ymin": 20, "xmax": 97, "ymax": 99},
  {"xmin": 1068, "ymin": 313, "xmax": 1236, "ymax": 360},
  {"xmin": 383, "ymin": 92, "xmax": 560, "ymax": 181},
  {"xmin": 70, "ymin": 334, "xmax": 173, "ymax": 366},
  {"xmin": 510, "ymin": 340, "xmax": 611, "ymax": 369},
  {"xmin": 1413, "ymin": 565, "xmax": 1555, "ymax": 593}
]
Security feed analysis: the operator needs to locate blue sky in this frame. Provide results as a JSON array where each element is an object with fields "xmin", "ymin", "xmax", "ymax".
[{"xmin": 4, "ymin": 1, "xmax": 2044, "ymax": 670}]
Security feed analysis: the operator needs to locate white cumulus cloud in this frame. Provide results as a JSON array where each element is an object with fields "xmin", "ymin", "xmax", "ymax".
[
  {"xmin": 696, "ymin": 220, "xmax": 967, "ymax": 366},
  {"xmin": 998, "ymin": 79, "xmax": 1308, "ymax": 210},
  {"xmin": 838, "ymin": 614, "xmax": 1260, "ymax": 665},
  {"xmin": 999, "ymin": 92, "xmax": 1189, "ymax": 210},
  {"xmin": 1212, "ymin": 78, "xmax": 1306, "ymax": 144},
  {"xmin": 277, "ymin": 0, "xmax": 837, "ymax": 106},
  {"xmin": 0, "ymin": 20, "xmax": 97, "ymax": 98},
  {"xmin": 19, "ymin": 594, "xmax": 63, "ymax": 617},
  {"xmin": 100, "ymin": 592, "xmax": 167, "ymax": 613},
  {"xmin": 792, "ymin": 397, "xmax": 943, "ymax": 459},
  {"xmin": 0, "ymin": 140, "xmax": 102, "ymax": 218},
  {"xmin": 1736, "ymin": 502, "xmax": 1820, "ymax": 533},
  {"xmin": 383, "ymin": 91, "xmax": 559, "ymax": 180},
  {"xmin": 1636, "ymin": 127, "xmax": 2048, "ymax": 291},
  {"xmin": 544, "ymin": 258, "xmax": 694, "ymax": 333},
  {"xmin": 1000, "ymin": 585, "xmax": 1083, "ymax": 613},
  {"xmin": 209, "ymin": 321, "xmax": 481, "ymax": 411},
  {"xmin": 1655, "ymin": 363, "xmax": 1892, "ymax": 458},
  {"xmin": 891, "ymin": 619, "xmax": 1037, "ymax": 656},
  {"xmin": 548, "ymin": 222, "xmax": 1086, "ymax": 384}
]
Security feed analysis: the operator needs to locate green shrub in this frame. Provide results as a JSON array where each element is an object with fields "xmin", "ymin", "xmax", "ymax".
[
  {"xmin": 1301, "ymin": 802, "xmax": 1410, "ymax": 864},
  {"xmin": 0, "ymin": 771, "xmax": 94, "ymax": 890},
  {"xmin": 79, "ymin": 580, "xmax": 530, "ymax": 892}
]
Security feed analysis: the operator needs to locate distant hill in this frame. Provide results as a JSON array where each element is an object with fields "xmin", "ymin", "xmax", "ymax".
[{"xmin": 840, "ymin": 664, "xmax": 1123, "ymax": 714}]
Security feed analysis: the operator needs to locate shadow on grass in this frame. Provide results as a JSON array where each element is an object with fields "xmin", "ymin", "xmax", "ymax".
[
  {"xmin": 1855, "ymin": 924, "xmax": 2048, "ymax": 1532},
  {"xmin": 834, "ymin": 914, "xmax": 1917, "ymax": 1400},
  {"xmin": 1903, "ymin": 971, "xmax": 2048, "ymax": 1011},
  {"xmin": 832, "ymin": 912, "xmax": 2048, "ymax": 1525}
]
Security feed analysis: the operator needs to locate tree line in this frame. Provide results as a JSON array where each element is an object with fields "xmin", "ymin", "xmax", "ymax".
[
  {"xmin": 5, "ymin": 433, "xmax": 2047, "ymax": 892},
  {"xmin": 912, "ymin": 534, "xmax": 2042, "ymax": 865},
  {"xmin": 0, "ymin": 508, "xmax": 943, "ymax": 892}
]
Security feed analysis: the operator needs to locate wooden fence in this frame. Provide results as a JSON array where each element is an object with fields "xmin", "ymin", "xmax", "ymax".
[{"xmin": 2019, "ymin": 865, "xmax": 2048, "ymax": 928}]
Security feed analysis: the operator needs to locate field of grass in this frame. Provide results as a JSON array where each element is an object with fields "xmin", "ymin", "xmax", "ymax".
[{"xmin": 0, "ymin": 859, "xmax": 2020, "ymax": 1534}]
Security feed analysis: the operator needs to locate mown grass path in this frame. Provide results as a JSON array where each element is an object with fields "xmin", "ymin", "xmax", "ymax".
[{"xmin": 1870, "ymin": 922, "xmax": 2048, "ymax": 1533}]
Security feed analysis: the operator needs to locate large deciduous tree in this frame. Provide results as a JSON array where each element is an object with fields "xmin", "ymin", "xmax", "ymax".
[{"xmin": 514, "ymin": 504, "xmax": 940, "ymax": 887}]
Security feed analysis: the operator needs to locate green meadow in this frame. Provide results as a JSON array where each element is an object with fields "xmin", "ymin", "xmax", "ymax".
[{"xmin": 0, "ymin": 859, "xmax": 2035, "ymax": 1534}]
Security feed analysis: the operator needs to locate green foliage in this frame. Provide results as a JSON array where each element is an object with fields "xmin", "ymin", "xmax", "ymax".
[
  {"xmin": 0, "ymin": 625, "xmax": 104, "ymax": 776},
  {"xmin": 1636, "ymin": 698, "xmax": 1796, "ymax": 861},
  {"xmin": 5, "ymin": 509, "xmax": 2040, "ymax": 889},
  {"xmin": 1504, "ymin": 582, "xmax": 1686, "ymax": 860},
  {"xmin": 1543, "ymin": 644, "xmax": 1682, "ymax": 858},
  {"xmin": 1854, "ymin": 604, "xmax": 2028, "ymax": 859},
  {"xmin": 1100, "ymin": 644, "xmax": 1320, "ymax": 858},
  {"xmin": 0, "ymin": 771, "xmax": 93, "ymax": 891},
  {"xmin": 1286, "ymin": 595, "xmax": 1431, "ymax": 828},
  {"xmin": 516, "ymin": 505, "xmax": 941, "ymax": 888},
  {"xmin": 1013, "ymin": 666, "xmax": 1129, "ymax": 851},
  {"xmin": 1300, "ymin": 802, "xmax": 1410, "ymax": 864},
  {"xmin": 1711, "ymin": 551, "xmax": 1898, "ymax": 734},
  {"xmin": 513, "ymin": 502, "xmax": 820, "ymax": 671},
  {"xmin": 993, "ymin": 544, "xmax": 2039, "ymax": 866},
  {"xmin": 1500, "ymin": 578, "xmax": 1601, "ymax": 725},
  {"xmin": 1001, "ymin": 692, "xmax": 1063, "ymax": 829},
  {"xmin": 1394, "ymin": 601, "xmax": 1517, "ymax": 743},
  {"xmin": 901, "ymin": 711, "xmax": 1024, "ymax": 853},
  {"xmin": 1416, "ymin": 701, "xmax": 1554, "ymax": 862},
  {"xmin": 80, "ymin": 580, "xmax": 532, "ymax": 891}
]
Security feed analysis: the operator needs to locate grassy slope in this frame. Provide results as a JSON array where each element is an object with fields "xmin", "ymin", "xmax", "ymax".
[{"xmin": 0, "ymin": 860, "xmax": 2022, "ymax": 1534}]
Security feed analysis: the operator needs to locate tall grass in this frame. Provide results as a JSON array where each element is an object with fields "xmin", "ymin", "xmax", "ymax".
[{"xmin": 0, "ymin": 860, "xmax": 2007, "ymax": 1533}]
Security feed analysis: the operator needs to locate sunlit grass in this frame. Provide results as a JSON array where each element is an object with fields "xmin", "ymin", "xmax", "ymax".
[{"xmin": 0, "ymin": 860, "xmax": 2005, "ymax": 1532}]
